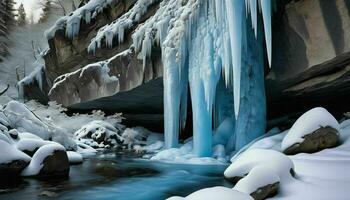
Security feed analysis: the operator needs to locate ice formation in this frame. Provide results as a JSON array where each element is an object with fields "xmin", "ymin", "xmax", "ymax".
[{"xmin": 49, "ymin": 0, "xmax": 272, "ymax": 157}]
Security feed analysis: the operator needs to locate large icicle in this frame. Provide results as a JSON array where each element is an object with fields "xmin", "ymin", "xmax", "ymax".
[
  {"xmin": 225, "ymin": 0, "xmax": 244, "ymax": 118},
  {"xmin": 259, "ymin": 0, "xmax": 272, "ymax": 67}
]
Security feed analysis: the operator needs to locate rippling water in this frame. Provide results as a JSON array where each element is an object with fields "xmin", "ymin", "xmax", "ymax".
[{"xmin": 0, "ymin": 151, "xmax": 231, "ymax": 200}]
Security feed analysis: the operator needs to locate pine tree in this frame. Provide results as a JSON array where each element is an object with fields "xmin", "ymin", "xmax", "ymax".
[
  {"xmin": 4, "ymin": 0, "xmax": 16, "ymax": 27},
  {"xmin": 38, "ymin": 0, "xmax": 51, "ymax": 23},
  {"xmin": 17, "ymin": 3, "xmax": 26, "ymax": 26},
  {"xmin": 0, "ymin": 0, "xmax": 16, "ymax": 61}
]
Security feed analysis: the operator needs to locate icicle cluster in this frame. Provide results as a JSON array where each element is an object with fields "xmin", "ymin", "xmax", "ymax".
[{"xmin": 61, "ymin": 0, "xmax": 272, "ymax": 157}]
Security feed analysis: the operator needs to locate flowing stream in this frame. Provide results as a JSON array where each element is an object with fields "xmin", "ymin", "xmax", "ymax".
[{"xmin": 0, "ymin": 151, "xmax": 231, "ymax": 200}]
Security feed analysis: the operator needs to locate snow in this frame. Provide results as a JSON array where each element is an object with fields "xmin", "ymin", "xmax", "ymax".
[
  {"xmin": 15, "ymin": 138, "xmax": 54, "ymax": 153},
  {"xmin": 21, "ymin": 143, "xmax": 66, "ymax": 176},
  {"xmin": 74, "ymin": 120, "xmax": 123, "ymax": 148},
  {"xmin": 281, "ymin": 107, "xmax": 340, "ymax": 151},
  {"xmin": 0, "ymin": 140, "xmax": 31, "ymax": 164},
  {"xmin": 224, "ymin": 149, "xmax": 294, "ymax": 181},
  {"xmin": 76, "ymin": 141, "xmax": 97, "ymax": 157},
  {"xmin": 67, "ymin": 151, "xmax": 83, "ymax": 164},
  {"xmin": 18, "ymin": 131, "xmax": 44, "ymax": 141},
  {"xmin": 150, "ymin": 141, "xmax": 226, "ymax": 165},
  {"xmin": 2, "ymin": 101, "xmax": 76, "ymax": 150},
  {"xmin": 232, "ymin": 119, "xmax": 350, "ymax": 199},
  {"xmin": 234, "ymin": 166, "xmax": 280, "ymax": 195},
  {"xmin": 166, "ymin": 186, "xmax": 253, "ymax": 200}
]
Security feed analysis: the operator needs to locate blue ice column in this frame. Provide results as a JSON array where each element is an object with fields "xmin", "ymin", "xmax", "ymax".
[{"xmin": 234, "ymin": 13, "xmax": 267, "ymax": 150}]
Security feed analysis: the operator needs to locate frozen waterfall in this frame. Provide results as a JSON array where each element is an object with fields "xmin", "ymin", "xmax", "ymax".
[{"xmin": 51, "ymin": 0, "xmax": 272, "ymax": 157}]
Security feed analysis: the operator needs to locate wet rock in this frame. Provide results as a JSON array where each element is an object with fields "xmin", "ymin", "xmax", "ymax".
[
  {"xmin": 283, "ymin": 126, "xmax": 339, "ymax": 155},
  {"xmin": 250, "ymin": 182, "xmax": 279, "ymax": 200},
  {"xmin": 0, "ymin": 160, "xmax": 29, "ymax": 178},
  {"xmin": 39, "ymin": 150, "xmax": 70, "ymax": 177}
]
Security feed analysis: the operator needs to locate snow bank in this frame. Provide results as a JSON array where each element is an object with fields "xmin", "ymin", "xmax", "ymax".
[
  {"xmin": 2, "ymin": 101, "xmax": 76, "ymax": 149},
  {"xmin": 224, "ymin": 149, "xmax": 294, "ymax": 181},
  {"xmin": 234, "ymin": 166, "xmax": 280, "ymax": 195},
  {"xmin": 166, "ymin": 186, "xmax": 253, "ymax": 200},
  {"xmin": 21, "ymin": 143, "xmax": 66, "ymax": 176},
  {"xmin": 0, "ymin": 140, "xmax": 31, "ymax": 164},
  {"xmin": 67, "ymin": 151, "xmax": 83, "ymax": 164},
  {"xmin": 281, "ymin": 107, "xmax": 340, "ymax": 151}
]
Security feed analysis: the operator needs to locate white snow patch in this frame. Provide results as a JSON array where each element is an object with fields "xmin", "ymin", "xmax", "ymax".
[
  {"xmin": 0, "ymin": 140, "xmax": 31, "ymax": 164},
  {"xmin": 15, "ymin": 138, "xmax": 54, "ymax": 153},
  {"xmin": 166, "ymin": 186, "xmax": 253, "ymax": 200}
]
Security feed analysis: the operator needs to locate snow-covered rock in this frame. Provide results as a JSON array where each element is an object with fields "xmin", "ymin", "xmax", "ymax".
[
  {"xmin": 15, "ymin": 138, "xmax": 54, "ymax": 156},
  {"xmin": 67, "ymin": 151, "xmax": 83, "ymax": 165},
  {"xmin": 281, "ymin": 107, "xmax": 339, "ymax": 150},
  {"xmin": 74, "ymin": 120, "xmax": 123, "ymax": 148},
  {"xmin": 21, "ymin": 143, "xmax": 69, "ymax": 177},
  {"xmin": 234, "ymin": 166, "xmax": 280, "ymax": 200},
  {"xmin": 166, "ymin": 186, "xmax": 253, "ymax": 200},
  {"xmin": 224, "ymin": 149, "xmax": 294, "ymax": 183},
  {"xmin": 0, "ymin": 140, "xmax": 31, "ymax": 177}
]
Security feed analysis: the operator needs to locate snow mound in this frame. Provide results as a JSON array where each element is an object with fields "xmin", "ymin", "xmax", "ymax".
[
  {"xmin": 166, "ymin": 186, "xmax": 253, "ymax": 200},
  {"xmin": 21, "ymin": 143, "xmax": 66, "ymax": 176},
  {"xmin": 0, "ymin": 140, "xmax": 31, "ymax": 164},
  {"xmin": 281, "ymin": 107, "xmax": 340, "ymax": 151},
  {"xmin": 15, "ymin": 138, "xmax": 54, "ymax": 154},
  {"xmin": 234, "ymin": 166, "xmax": 280, "ymax": 195},
  {"xmin": 67, "ymin": 151, "xmax": 83, "ymax": 164},
  {"xmin": 151, "ymin": 141, "xmax": 225, "ymax": 165},
  {"xmin": 224, "ymin": 149, "xmax": 294, "ymax": 181},
  {"xmin": 18, "ymin": 131, "xmax": 44, "ymax": 140}
]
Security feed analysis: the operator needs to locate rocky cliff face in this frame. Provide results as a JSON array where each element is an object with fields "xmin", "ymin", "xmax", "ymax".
[
  {"xmin": 267, "ymin": 0, "xmax": 350, "ymax": 120},
  {"xmin": 21, "ymin": 0, "xmax": 350, "ymax": 130}
]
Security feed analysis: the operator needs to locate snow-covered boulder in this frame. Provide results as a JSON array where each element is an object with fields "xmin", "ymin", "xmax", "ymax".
[
  {"xmin": 224, "ymin": 149, "xmax": 294, "ymax": 183},
  {"xmin": 281, "ymin": 107, "xmax": 340, "ymax": 155},
  {"xmin": 15, "ymin": 138, "xmax": 54, "ymax": 156},
  {"xmin": 74, "ymin": 120, "xmax": 123, "ymax": 148},
  {"xmin": 166, "ymin": 187, "xmax": 253, "ymax": 200},
  {"xmin": 234, "ymin": 166, "xmax": 280, "ymax": 200},
  {"xmin": 67, "ymin": 151, "xmax": 83, "ymax": 165},
  {"xmin": 22, "ymin": 143, "xmax": 69, "ymax": 177},
  {"xmin": 0, "ymin": 140, "xmax": 31, "ymax": 177},
  {"xmin": 3, "ymin": 101, "xmax": 76, "ymax": 150}
]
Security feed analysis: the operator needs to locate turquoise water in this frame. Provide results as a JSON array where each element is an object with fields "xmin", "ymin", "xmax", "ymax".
[{"xmin": 0, "ymin": 152, "xmax": 231, "ymax": 200}]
